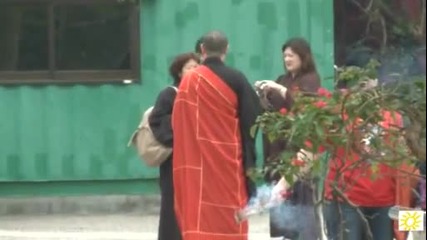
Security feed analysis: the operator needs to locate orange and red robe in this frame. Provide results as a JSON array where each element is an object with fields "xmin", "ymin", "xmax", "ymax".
[{"xmin": 172, "ymin": 58, "xmax": 260, "ymax": 240}]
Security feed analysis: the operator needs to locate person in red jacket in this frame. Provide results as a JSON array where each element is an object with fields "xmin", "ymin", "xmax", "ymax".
[{"xmin": 323, "ymin": 111, "xmax": 407, "ymax": 240}]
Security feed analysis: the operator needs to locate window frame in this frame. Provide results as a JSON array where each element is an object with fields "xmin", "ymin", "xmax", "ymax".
[{"xmin": 0, "ymin": 0, "xmax": 140, "ymax": 85}]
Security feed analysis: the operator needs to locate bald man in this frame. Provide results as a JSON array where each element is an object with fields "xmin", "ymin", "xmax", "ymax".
[{"xmin": 172, "ymin": 31, "xmax": 261, "ymax": 240}]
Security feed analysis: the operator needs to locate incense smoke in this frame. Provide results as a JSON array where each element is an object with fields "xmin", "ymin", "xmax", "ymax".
[{"xmin": 243, "ymin": 184, "xmax": 319, "ymax": 238}]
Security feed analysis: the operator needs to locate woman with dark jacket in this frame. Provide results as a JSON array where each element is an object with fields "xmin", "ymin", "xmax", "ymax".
[
  {"xmin": 149, "ymin": 52, "xmax": 199, "ymax": 240},
  {"xmin": 257, "ymin": 38, "xmax": 321, "ymax": 240}
]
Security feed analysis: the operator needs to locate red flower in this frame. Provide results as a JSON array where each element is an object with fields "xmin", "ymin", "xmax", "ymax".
[
  {"xmin": 291, "ymin": 159, "xmax": 306, "ymax": 167},
  {"xmin": 304, "ymin": 141, "xmax": 326, "ymax": 153},
  {"xmin": 314, "ymin": 100, "xmax": 327, "ymax": 109},
  {"xmin": 317, "ymin": 145, "xmax": 326, "ymax": 153},
  {"xmin": 317, "ymin": 88, "xmax": 332, "ymax": 98},
  {"xmin": 305, "ymin": 141, "xmax": 313, "ymax": 149},
  {"xmin": 279, "ymin": 108, "xmax": 288, "ymax": 115}
]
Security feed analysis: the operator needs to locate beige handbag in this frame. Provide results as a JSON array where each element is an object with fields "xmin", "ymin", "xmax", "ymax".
[{"xmin": 127, "ymin": 87, "xmax": 177, "ymax": 167}]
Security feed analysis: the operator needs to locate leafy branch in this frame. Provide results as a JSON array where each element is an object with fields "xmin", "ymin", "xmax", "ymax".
[{"xmin": 251, "ymin": 59, "xmax": 425, "ymax": 239}]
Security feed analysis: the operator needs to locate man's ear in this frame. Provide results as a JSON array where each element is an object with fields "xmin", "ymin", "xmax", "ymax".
[{"xmin": 200, "ymin": 43, "xmax": 206, "ymax": 55}]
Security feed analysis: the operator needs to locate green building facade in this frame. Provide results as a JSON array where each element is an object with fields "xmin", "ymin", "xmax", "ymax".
[{"xmin": 0, "ymin": 0, "xmax": 334, "ymax": 197}]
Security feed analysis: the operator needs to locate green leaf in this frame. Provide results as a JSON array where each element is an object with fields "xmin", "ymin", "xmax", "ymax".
[
  {"xmin": 314, "ymin": 121, "xmax": 325, "ymax": 139},
  {"xmin": 284, "ymin": 174, "xmax": 294, "ymax": 186},
  {"xmin": 311, "ymin": 158, "xmax": 321, "ymax": 177},
  {"xmin": 267, "ymin": 133, "xmax": 276, "ymax": 143},
  {"xmin": 250, "ymin": 125, "xmax": 258, "ymax": 138},
  {"xmin": 273, "ymin": 120, "xmax": 283, "ymax": 132}
]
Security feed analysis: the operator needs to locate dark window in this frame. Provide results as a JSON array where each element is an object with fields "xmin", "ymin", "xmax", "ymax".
[{"xmin": 0, "ymin": 0, "xmax": 140, "ymax": 85}]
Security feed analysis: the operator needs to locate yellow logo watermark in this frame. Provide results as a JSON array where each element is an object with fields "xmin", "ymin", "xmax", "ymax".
[{"xmin": 398, "ymin": 210, "xmax": 425, "ymax": 231}]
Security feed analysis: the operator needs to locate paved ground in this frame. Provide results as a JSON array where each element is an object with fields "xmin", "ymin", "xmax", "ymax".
[
  {"xmin": 0, "ymin": 213, "xmax": 271, "ymax": 240},
  {"xmin": 1, "ymin": 213, "xmax": 422, "ymax": 240}
]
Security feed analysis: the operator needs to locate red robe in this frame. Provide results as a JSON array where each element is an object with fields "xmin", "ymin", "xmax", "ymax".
[{"xmin": 172, "ymin": 65, "xmax": 249, "ymax": 240}]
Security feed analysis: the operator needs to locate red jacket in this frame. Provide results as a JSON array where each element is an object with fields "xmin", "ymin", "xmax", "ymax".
[
  {"xmin": 324, "ymin": 149, "xmax": 397, "ymax": 206},
  {"xmin": 324, "ymin": 111, "xmax": 403, "ymax": 207}
]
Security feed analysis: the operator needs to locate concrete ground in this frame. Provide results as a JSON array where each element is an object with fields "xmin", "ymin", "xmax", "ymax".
[
  {"xmin": 0, "ymin": 213, "xmax": 271, "ymax": 240},
  {"xmin": 0, "ymin": 195, "xmax": 274, "ymax": 239},
  {"xmin": 2, "ymin": 195, "xmax": 418, "ymax": 240},
  {"xmin": 1, "ymin": 211, "xmax": 421, "ymax": 240}
]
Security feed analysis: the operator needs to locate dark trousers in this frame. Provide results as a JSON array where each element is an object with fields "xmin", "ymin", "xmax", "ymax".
[
  {"xmin": 323, "ymin": 201, "xmax": 393, "ymax": 240},
  {"xmin": 158, "ymin": 158, "xmax": 182, "ymax": 240}
]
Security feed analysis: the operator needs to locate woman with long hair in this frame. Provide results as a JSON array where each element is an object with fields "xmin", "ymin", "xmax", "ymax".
[{"xmin": 257, "ymin": 38, "xmax": 321, "ymax": 240}]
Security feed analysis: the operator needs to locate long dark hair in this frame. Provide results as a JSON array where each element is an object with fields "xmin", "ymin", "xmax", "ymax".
[
  {"xmin": 282, "ymin": 38, "xmax": 317, "ymax": 75},
  {"xmin": 169, "ymin": 52, "xmax": 199, "ymax": 85}
]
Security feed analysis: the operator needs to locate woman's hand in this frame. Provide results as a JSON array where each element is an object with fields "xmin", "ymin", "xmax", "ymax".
[
  {"xmin": 296, "ymin": 149, "xmax": 317, "ymax": 174},
  {"xmin": 255, "ymin": 80, "xmax": 288, "ymax": 99}
]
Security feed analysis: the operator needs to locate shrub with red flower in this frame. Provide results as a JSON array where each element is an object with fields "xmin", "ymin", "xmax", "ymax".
[{"xmin": 250, "ymin": 59, "xmax": 425, "ymax": 186}]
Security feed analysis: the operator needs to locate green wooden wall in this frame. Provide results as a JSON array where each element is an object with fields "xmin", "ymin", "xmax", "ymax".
[{"xmin": 0, "ymin": 0, "xmax": 334, "ymax": 196}]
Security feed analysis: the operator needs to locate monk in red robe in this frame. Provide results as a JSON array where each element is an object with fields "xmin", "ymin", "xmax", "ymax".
[{"xmin": 172, "ymin": 31, "xmax": 261, "ymax": 240}]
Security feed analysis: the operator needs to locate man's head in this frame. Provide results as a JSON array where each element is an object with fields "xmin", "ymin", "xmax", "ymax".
[{"xmin": 200, "ymin": 31, "xmax": 229, "ymax": 61}]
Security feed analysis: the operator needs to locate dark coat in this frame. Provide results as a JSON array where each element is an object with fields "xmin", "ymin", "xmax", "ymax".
[
  {"xmin": 149, "ymin": 86, "xmax": 182, "ymax": 240},
  {"xmin": 262, "ymin": 71, "xmax": 321, "ymax": 238},
  {"xmin": 263, "ymin": 71, "xmax": 321, "ymax": 183}
]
